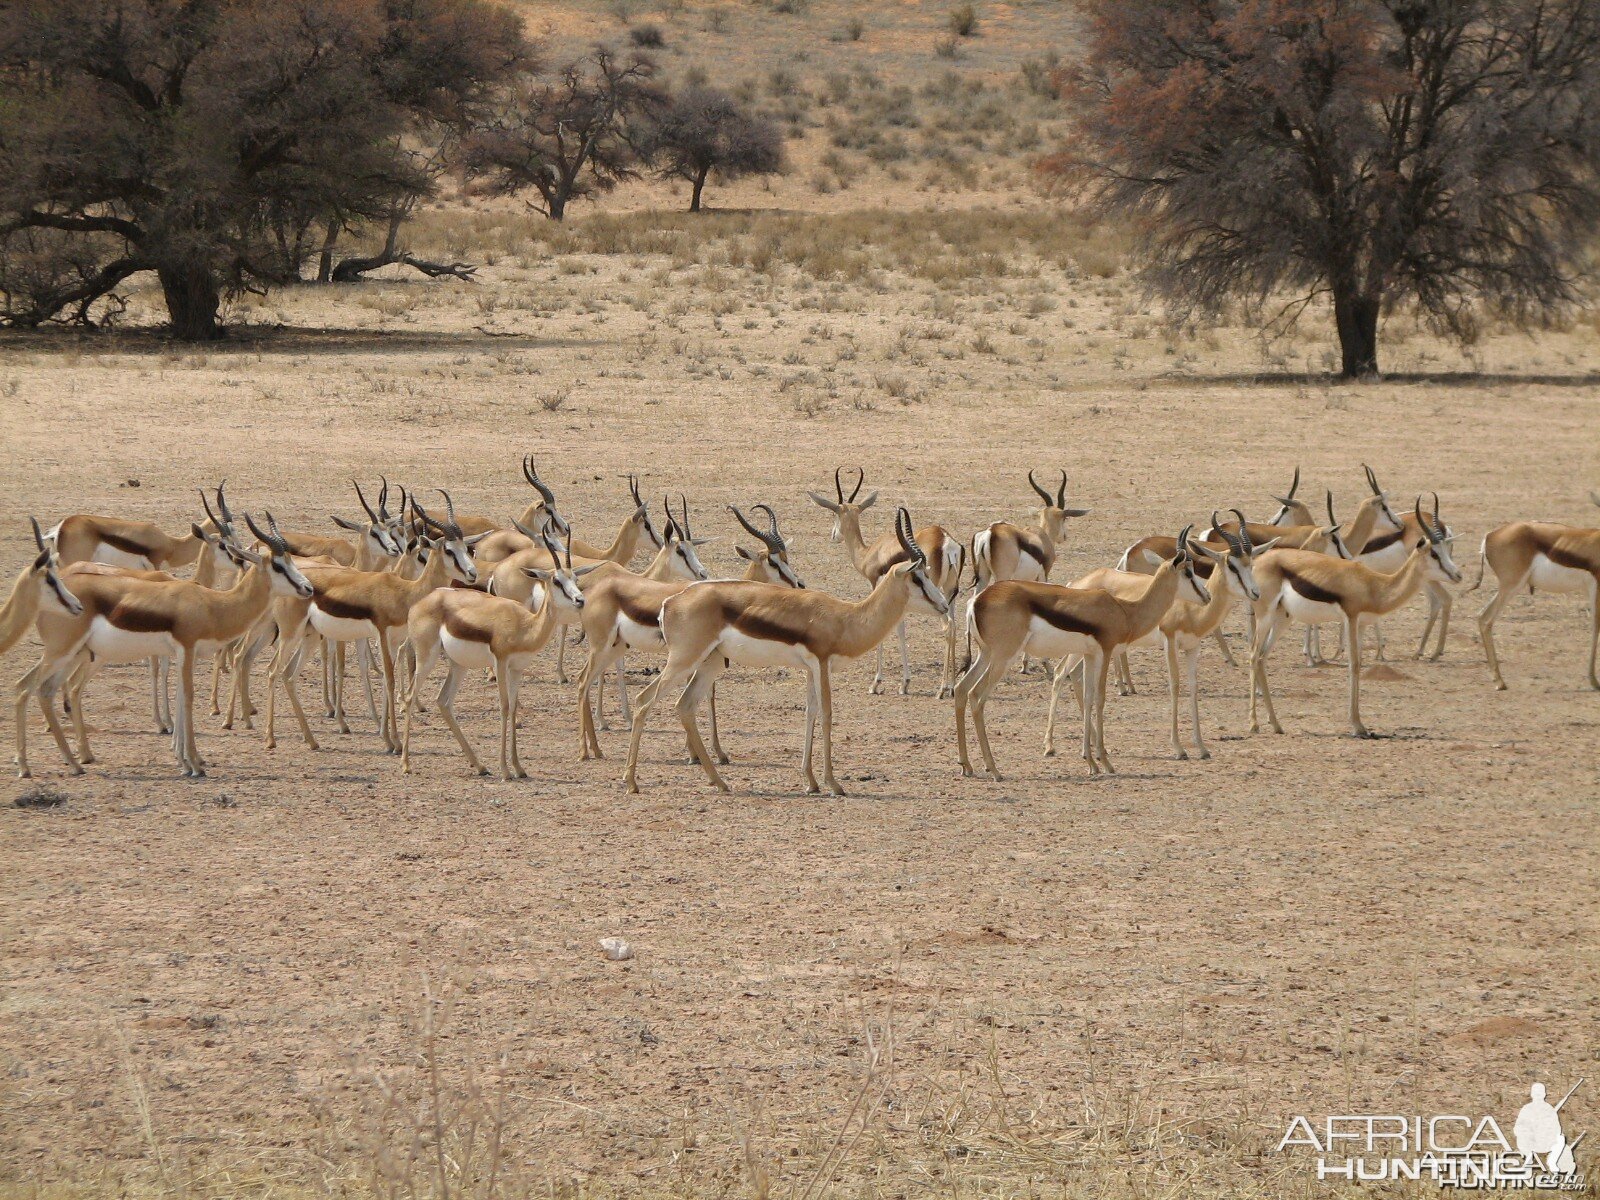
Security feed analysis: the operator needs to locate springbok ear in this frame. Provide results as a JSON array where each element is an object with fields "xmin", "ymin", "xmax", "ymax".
[
  {"xmin": 573, "ymin": 564, "xmax": 600, "ymax": 577},
  {"xmin": 690, "ymin": 537, "xmax": 714, "ymax": 547},
  {"xmin": 1193, "ymin": 543, "xmax": 1225, "ymax": 564},
  {"xmin": 190, "ymin": 522, "xmax": 214, "ymax": 544},
  {"xmin": 520, "ymin": 566, "xmax": 553, "ymax": 581},
  {"xmin": 734, "ymin": 544, "xmax": 758, "ymax": 561},
  {"xmin": 805, "ymin": 491, "xmax": 840, "ymax": 512},
  {"xmin": 331, "ymin": 514, "xmax": 363, "ymax": 531},
  {"xmin": 465, "ymin": 531, "xmax": 491, "ymax": 547},
  {"xmin": 1255, "ymin": 537, "xmax": 1282, "ymax": 553},
  {"xmin": 1063, "ymin": 507, "xmax": 1091, "ymax": 518},
  {"xmin": 857, "ymin": 490, "xmax": 880, "ymax": 510}
]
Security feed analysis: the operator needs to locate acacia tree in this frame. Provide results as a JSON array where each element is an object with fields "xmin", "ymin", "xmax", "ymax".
[
  {"xmin": 462, "ymin": 46, "xmax": 660, "ymax": 220},
  {"xmin": 643, "ymin": 87, "xmax": 784, "ymax": 212},
  {"xmin": 1054, "ymin": 0, "xmax": 1600, "ymax": 378},
  {"xmin": 0, "ymin": 0, "xmax": 525, "ymax": 340}
]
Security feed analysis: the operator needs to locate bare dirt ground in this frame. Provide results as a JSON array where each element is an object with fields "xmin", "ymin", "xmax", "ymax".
[{"xmin": 2, "ymin": 251, "xmax": 1598, "ymax": 1196}]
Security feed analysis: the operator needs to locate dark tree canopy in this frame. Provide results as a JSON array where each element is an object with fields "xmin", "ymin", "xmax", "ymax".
[
  {"xmin": 1054, "ymin": 0, "xmax": 1600, "ymax": 377},
  {"xmin": 643, "ymin": 86, "xmax": 785, "ymax": 212},
  {"xmin": 0, "ymin": 0, "xmax": 526, "ymax": 340},
  {"xmin": 462, "ymin": 46, "xmax": 661, "ymax": 220}
]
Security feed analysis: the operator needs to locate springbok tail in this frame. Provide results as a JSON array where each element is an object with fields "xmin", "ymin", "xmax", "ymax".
[{"xmin": 1466, "ymin": 535, "xmax": 1489, "ymax": 592}]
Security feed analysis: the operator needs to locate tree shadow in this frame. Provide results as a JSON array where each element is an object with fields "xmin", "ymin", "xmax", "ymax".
[
  {"xmin": 1160, "ymin": 370, "xmax": 1600, "ymax": 389},
  {"xmin": 0, "ymin": 324, "xmax": 609, "ymax": 357}
]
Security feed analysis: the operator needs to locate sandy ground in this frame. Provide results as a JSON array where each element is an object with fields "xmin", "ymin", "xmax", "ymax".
[{"xmin": 2, "ymin": 237, "xmax": 1599, "ymax": 1196}]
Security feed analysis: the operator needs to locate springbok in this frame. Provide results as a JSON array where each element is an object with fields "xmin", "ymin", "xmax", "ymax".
[
  {"xmin": 1249, "ymin": 499, "xmax": 1461, "ymax": 738},
  {"xmin": 15, "ymin": 513, "xmax": 311, "ymax": 778},
  {"xmin": 807, "ymin": 467, "xmax": 964, "ymax": 696},
  {"xmin": 1470, "ymin": 494, "xmax": 1600, "ymax": 691},
  {"xmin": 955, "ymin": 527, "xmax": 1208, "ymax": 779},
  {"xmin": 402, "ymin": 534, "xmax": 594, "ymax": 779},
  {"xmin": 623, "ymin": 508, "xmax": 949, "ymax": 796},
  {"xmin": 1049, "ymin": 527, "xmax": 1261, "ymax": 760}
]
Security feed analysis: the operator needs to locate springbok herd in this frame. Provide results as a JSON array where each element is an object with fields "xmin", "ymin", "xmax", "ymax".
[{"xmin": 3, "ymin": 462, "xmax": 1598, "ymax": 794}]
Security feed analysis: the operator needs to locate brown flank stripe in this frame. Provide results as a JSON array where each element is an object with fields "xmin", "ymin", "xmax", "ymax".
[
  {"xmin": 617, "ymin": 590, "xmax": 664, "ymax": 628},
  {"xmin": 1033, "ymin": 603, "xmax": 1098, "ymax": 637},
  {"xmin": 442, "ymin": 608, "xmax": 492, "ymax": 643},
  {"xmin": 1534, "ymin": 529, "xmax": 1600, "ymax": 573},
  {"xmin": 313, "ymin": 593, "xmax": 377, "ymax": 622},
  {"xmin": 1282, "ymin": 567, "xmax": 1343, "ymax": 606},
  {"xmin": 106, "ymin": 601, "xmax": 175, "ymax": 634},
  {"xmin": 101, "ymin": 529, "xmax": 156, "ymax": 558},
  {"xmin": 727, "ymin": 605, "xmax": 813, "ymax": 649}
]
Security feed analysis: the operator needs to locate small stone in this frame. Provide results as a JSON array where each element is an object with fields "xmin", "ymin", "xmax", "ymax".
[{"xmin": 599, "ymin": 936, "xmax": 633, "ymax": 962}]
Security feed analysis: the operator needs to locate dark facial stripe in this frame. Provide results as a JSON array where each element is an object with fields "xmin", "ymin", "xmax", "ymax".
[{"xmin": 1282, "ymin": 567, "xmax": 1342, "ymax": 605}]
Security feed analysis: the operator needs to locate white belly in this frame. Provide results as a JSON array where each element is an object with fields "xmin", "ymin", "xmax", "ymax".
[
  {"xmin": 88, "ymin": 617, "xmax": 176, "ymax": 664},
  {"xmin": 309, "ymin": 607, "xmax": 379, "ymax": 643},
  {"xmin": 1279, "ymin": 590, "xmax": 1344, "ymax": 625},
  {"xmin": 1021, "ymin": 617, "xmax": 1096, "ymax": 659},
  {"xmin": 616, "ymin": 613, "xmax": 665, "ymax": 650},
  {"xmin": 92, "ymin": 545, "xmax": 154, "ymax": 570},
  {"xmin": 715, "ymin": 629, "xmax": 810, "ymax": 670},
  {"xmin": 440, "ymin": 630, "xmax": 496, "ymax": 670},
  {"xmin": 1530, "ymin": 554, "xmax": 1593, "ymax": 596}
]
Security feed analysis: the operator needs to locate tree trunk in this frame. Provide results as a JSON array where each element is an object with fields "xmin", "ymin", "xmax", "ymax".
[
  {"xmin": 689, "ymin": 168, "xmax": 708, "ymax": 213},
  {"xmin": 1333, "ymin": 290, "xmax": 1379, "ymax": 379},
  {"xmin": 317, "ymin": 217, "xmax": 340, "ymax": 283},
  {"xmin": 157, "ymin": 262, "xmax": 223, "ymax": 341},
  {"xmin": 547, "ymin": 189, "xmax": 567, "ymax": 221}
]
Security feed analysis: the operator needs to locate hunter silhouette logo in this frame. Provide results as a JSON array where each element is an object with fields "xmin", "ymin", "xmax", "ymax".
[{"xmin": 1276, "ymin": 1077, "xmax": 1586, "ymax": 1189}]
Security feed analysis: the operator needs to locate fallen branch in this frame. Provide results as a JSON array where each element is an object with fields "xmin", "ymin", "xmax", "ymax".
[{"xmin": 331, "ymin": 251, "xmax": 477, "ymax": 283}]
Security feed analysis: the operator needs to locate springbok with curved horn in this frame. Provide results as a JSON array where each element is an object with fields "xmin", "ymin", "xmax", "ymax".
[
  {"xmin": 1049, "ymin": 528, "xmax": 1260, "ymax": 761},
  {"xmin": 1249, "ymin": 499, "xmax": 1462, "ymax": 738},
  {"xmin": 261, "ymin": 494, "xmax": 478, "ymax": 754},
  {"xmin": 955, "ymin": 527, "xmax": 1209, "ymax": 780},
  {"xmin": 453, "ymin": 456, "xmax": 573, "ymax": 542},
  {"xmin": 474, "ymin": 471, "xmax": 653, "ymax": 567},
  {"xmin": 807, "ymin": 467, "xmax": 964, "ymax": 696},
  {"xmin": 1338, "ymin": 487, "xmax": 1456, "ymax": 661},
  {"xmin": 15, "ymin": 512, "xmax": 312, "ymax": 778},
  {"xmin": 402, "ymin": 533, "xmax": 594, "ymax": 779},
  {"xmin": 1267, "ymin": 466, "xmax": 1315, "ymax": 527},
  {"xmin": 51, "ymin": 483, "xmax": 234, "ymax": 733},
  {"xmin": 624, "ymin": 508, "xmax": 948, "ymax": 796},
  {"xmin": 485, "ymin": 484, "xmax": 673, "ymax": 685},
  {"xmin": 575, "ymin": 501, "xmax": 806, "ymax": 761},
  {"xmin": 972, "ymin": 470, "xmax": 1091, "ymax": 590},
  {"xmin": 1470, "ymin": 494, "xmax": 1600, "ymax": 691},
  {"xmin": 729, "ymin": 503, "xmax": 805, "ymax": 589},
  {"xmin": 1, "ymin": 518, "xmax": 84, "ymax": 658}
]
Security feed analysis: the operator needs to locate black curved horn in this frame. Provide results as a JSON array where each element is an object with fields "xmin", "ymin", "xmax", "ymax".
[
  {"xmin": 1286, "ymin": 465, "xmax": 1301, "ymax": 499},
  {"xmin": 354, "ymin": 479, "xmax": 380, "ymax": 523},
  {"xmin": 522, "ymin": 457, "xmax": 557, "ymax": 507},
  {"xmin": 895, "ymin": 507, "xmax": 924, "ymax": 563},
  {"xmin": 1028, "ymin": 470, "xmax": 1054, "ymax": 506},
  {"xmin": 30, "ymin": 516, "xmax": 46, "ymax": 551},
  {"xmin": 215, "ymin": 480, "xmax": 234, "ymax": 523},
  {"xmin": 848, "ymin": 467, "xmax": 865, "ymax": 503},
  {"xmin": 1057, "ymin": 469, "xmax": 1068, "ymax": 509}
]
